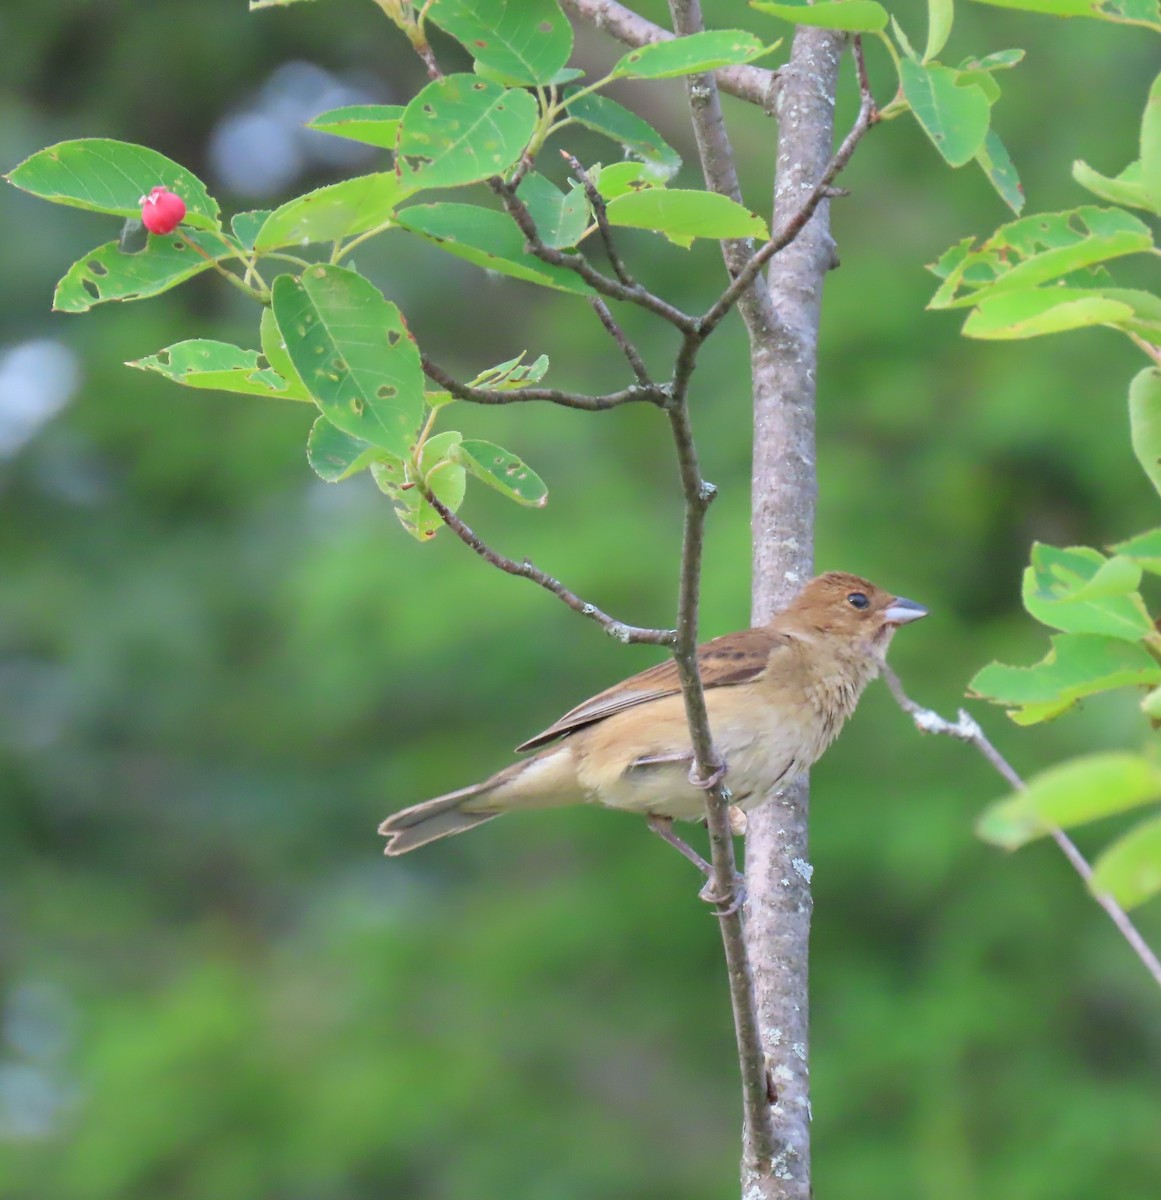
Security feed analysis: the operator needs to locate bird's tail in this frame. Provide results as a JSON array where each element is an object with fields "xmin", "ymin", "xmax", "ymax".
[{"xmin": 378, "ymin": 782, "xmax": 502, "ymax": 855}]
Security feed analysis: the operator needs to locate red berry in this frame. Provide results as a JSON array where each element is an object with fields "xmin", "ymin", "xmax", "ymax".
[{"xmin": 139, "ymin": 186, "xmax": 186, "ymax": 235}]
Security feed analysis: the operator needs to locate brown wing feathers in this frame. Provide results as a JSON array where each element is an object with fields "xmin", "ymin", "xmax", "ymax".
[{"xmin": 514, "ymin": 627, "xmax": 785, "ymax": 752}]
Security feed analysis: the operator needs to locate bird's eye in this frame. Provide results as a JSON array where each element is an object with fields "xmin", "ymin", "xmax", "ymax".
[{"xmin": 847, "ymin": 591, "xmax": 870, "ymax": 610}]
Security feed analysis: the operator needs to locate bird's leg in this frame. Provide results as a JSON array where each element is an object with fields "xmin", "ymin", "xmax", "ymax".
[
  {"xmin": 646, "ymin": 814, "xmax": 712, "ymax": 875},
  {"xmin": 646, "ymin": 814, "xmax": 747, "ymax": 917}
]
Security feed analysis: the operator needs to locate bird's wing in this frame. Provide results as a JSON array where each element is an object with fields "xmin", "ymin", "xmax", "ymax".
[{"xmin": 515, "ymin": 627, "xmax": 791, "ymax": 752}]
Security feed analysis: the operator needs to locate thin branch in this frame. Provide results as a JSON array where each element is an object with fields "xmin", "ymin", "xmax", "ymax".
[
  {"xmin": 560, "ymin": 0, "xmax": 781, "ymax": 110},
  {"xmin": 420, "ymin": 354, "xmax": 664, "ymax": 411},
  {"xmin": 587, "ymin": 297, "xmax": 652, "ymax": 386},
  {"xmin": 491, "ymin": 180, "xmax": 700, "ymax": 334},
  {"xmin": 561, "ymin": 150, "xmax": 636, "ymax": 288},
  {"xmin": 418, "ymin": 483, "xmax": 676, "ymax": 647},
  {"xmin": 698, "ymin": 37, "xmax": 878, "ymax": 341},
  {"xmin": 881, "ymin": 665, "xmax": 1161, "ymax": 991},
  {"xmin": 666, "ymin": 0, "xmax": 778, "ymax": 337}
]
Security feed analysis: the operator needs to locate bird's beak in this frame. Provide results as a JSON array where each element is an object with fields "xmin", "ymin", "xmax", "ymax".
[{"xmin": 883, "ymin": 596, "xmax": 928, "ymax": 626}]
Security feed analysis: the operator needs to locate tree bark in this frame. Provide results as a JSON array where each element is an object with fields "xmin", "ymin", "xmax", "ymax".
[{"xmin": 744, "ymin": 27, "xmax": 846, "ymax": 1200}]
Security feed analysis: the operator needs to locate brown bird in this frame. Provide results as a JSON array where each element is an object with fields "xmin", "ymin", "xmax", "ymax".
[{"xmin": 379, "ymin": 572, "xmax": 926, "ymax": 856}]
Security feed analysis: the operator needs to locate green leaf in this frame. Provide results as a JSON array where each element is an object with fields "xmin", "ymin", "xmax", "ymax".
[
  {"xmin": 958, "ymin": 49, "xmax": 1025, "ymax": 71},
  {"xmin": 891, "ymin": 14, "xmax": 920, "ymax": 59},
  {"xmin": 924, "ymin": 0, "xmax": 954, "ymax": 60},
  {"xmin": 1129, "ymin": 366, "xmax": 1161, "ymax": 498},
  {"xmin": 306, "ymin": 417, "xmax": 386, "ymax": 481},
  {"xmin": 1091, "ymin": 814, "xmax": 1161, "ymax": 909},
  {"xmin": 1112, "ymin": 526, "xmax": 1161, "ymax": 574},
  {"xmin": 250, "ymin": 0, "xmax": 316, "ymax": 8},
  {"xmin": 563, "ymin": 92, "xmax": 681, "ymax": 181},
  {"xmin": 1023, "ymin": 543, "xmax": 1154, "ymax": 640},
  {"xmin": 751, "ymin": 0, "xmax": 889, "ymax": 31},
  {"xmin": 394, "ymin": 203, "xmax": 595, "ymax": 294},
  {"xmin": 610, "ymin": 30, "xmax": 775, "ymax": 79},
  {"xmin": 1072, "ymin": 160, "xmax": 1159, "ymax": 215},
  {"xmin": 126, "ymin": 339, "xmax": 311, "ymax": 402},
  {"xmin": 1098, "ymin": 287, "xmax": 1161, "ymax": 338},
  {"xmin": 975, "ymin": 129, "xmax": 1024, "ymax": 213},
  {"xmin": 231, "ymin": 210, "xmax": 271, "ymax": 250},
  {"xmin": 961, "ymin": 288, "xmax": 1135, "ymax": 338},
  {"xmin": 900, "ymin": 60, "xmax": 991, "ymax": 167},
  {"xmin": 254, "ymin": 174, "xmax": 413, "ymax": 251},
  {"xmin": 306, "ymin": 104, "xmax": 406, "ymax": 149},
  {"xmin": 968, "ymin": 0, "xmax": 1161, "ymax": 33},
  {"xmin": 397, "ymin": 75, "xmax": 538, "ymax": 189},
  {"xmin": 591, "ymin": 162, "xmax": 657, "ymax": 202},
  {"xmin": 467, "ymin": 352, "xmax": 549, "ymax": 389},
  {"xmin": 271, "ymin": 264, "xmax": 425, "ymax": 456},
  {"xmin": 52, "ymin": 229, "xmax": 238, "ymax": 313},
  {"xmin": 516, "ymin": 174, "xmax": 590, "ymax": 249},
  {"xmin": 1141, "ymin": 72, "xmax": 1161, "ymax": 209},
  {"xmin": 604, "ymin": 188, "xmax": 768, "ymax": 248},
  {"xmin": 260, "ymin": 306, "xmax": 309, "ymax": 396},
  {"xmin": 977, "ymin": 753, "xmax": 1161, "ymax": 850},
  {"xmin": 6, "ymin": 138, "xmax": 220, "ymax": 229},
  {"xmin": 428, "ymin": 0, "xmax": 573, "ymax": 86},
  {"xmin": 372, "ymin": 453, "xmax": 466, "ymax": 542},
  {"xmin": 451, "ymin": 439, "xmax": 548, "ymax": 506},
  {"xmin": 969, "ymin": 633, "xmax": 1161, "ymax": 724}
]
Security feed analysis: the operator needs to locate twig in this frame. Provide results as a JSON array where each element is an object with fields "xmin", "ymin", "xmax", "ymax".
[
  {"xmin": 698, "ymin": 36, "xmax": 878, "ymax": 342},
  {"xmin": 418, "ymin": 483, "xmax": 676, "ymax": 647},
  {"xmin": 587, "ymin": 297, "xmax": 652, "ymax": 386},
  {"xmin": 421, "ymin": 355, "xmax": 664, "ymax": 410},
  {"xmin": 490, "ymin": 180, "xmax": 699, "ymax": 334},
  {"xmin": 881, "ymin": 665, "xmax": 1161, "ymax": 991},
  {"xmin": 561, "ymin": 150, "xmax": 636, "ymax": 288},
  {"xmin": 560, "ymin": 0, "xmax": 781, "ymax": 111}
]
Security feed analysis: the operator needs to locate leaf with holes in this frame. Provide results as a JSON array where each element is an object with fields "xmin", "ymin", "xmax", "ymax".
[
  {"xmin": 271, "ymin": 265, "xmax": 425, "ymax": 457},
  {"xmin": 127, "ymin": 339, "xmax": 311, "ymax": 402},
  {"xmin": 397, "ymin": 75, "xmax": 537, "ymax": 190},
  {"xmin": 394, "ymin": 203, "xmax": 595, "ymax": 294},
  {"xmin": 609, "ymin": 30, "xmax": 774, "ymax": 79},
  {"xmin": 516, "ymin": 174, "xmax": 590, "ymax": 249},
  {"xmin": 307, "ymin": 105, "xmax": 406, "ymax": 150},
  {"xmin": 563, "ymin": 92, "xmax": 681, "ymax": 182},
  {"xmin": 969, "ymin": 633, "xmax": 1161, "ymax": 724},
  {"xmin": 977, "ymin": 753, "xmax": 1161, "ymax": 850},
  {"xmin": 307, "ymin": 417, "xmax": 388, "ymax": 482},
  {"xmin": 7, "ymin": 138, "xmax": 220, "ymax": 229},
  {"xmin": 451, "ymin": 439, "xmax": 547, "ymax": 506},
  {"xmin": 900, "ymin": 60, "xmax": 991, "ymax": 167},
  {"xmin": 255, "ymin": 174, "xmax": 414, "ymax": 250},
  {"xmin": 751, "ymin": 0, "xmax": 888, "ymax": 31},
  {"xmin": 373, "ymin": 454, "xmax": 466, "ymax": 542},
  {"xmin": 53, "ymin": 229, "xmax": 239, "ymax": 312},
  {"xmin": 428, "ymin": 0, "xmax": 573, "ymax": 86},
  {"xmin": 605, "ymin": 188, "xmax": 767, "ymax": 248}
]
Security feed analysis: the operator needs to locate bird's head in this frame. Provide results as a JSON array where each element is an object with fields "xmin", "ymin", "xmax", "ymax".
[{"xmin": 783, "ymin": 571, "xmax": 927, "ymax": 657}]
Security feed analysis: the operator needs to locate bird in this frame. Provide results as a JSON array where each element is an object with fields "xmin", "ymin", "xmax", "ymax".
[{"xmin": 379, "ymin": 571, "xmax": 926, "ymax": 857}]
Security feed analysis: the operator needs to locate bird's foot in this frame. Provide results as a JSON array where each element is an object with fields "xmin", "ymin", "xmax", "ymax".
[
  {"xmin": 698, "ymin": 870, "xmax": 747, "ymax": 917},
  {"xmin": 689, "ymin": 760, "xmax": 727, "ymax": 791}
]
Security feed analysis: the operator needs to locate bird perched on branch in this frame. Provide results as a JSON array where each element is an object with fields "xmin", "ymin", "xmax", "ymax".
[{"xmin": 379, "ymin": 572, "xmax": 926, "ymax": 857}]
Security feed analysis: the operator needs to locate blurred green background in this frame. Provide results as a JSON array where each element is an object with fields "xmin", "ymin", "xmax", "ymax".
[{"xmin": 2, "ymin": 1, "xmax": 1160, "ymax": 1197}]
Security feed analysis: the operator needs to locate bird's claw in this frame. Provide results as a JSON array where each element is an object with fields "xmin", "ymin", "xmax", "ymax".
[
  {"xmin": 689, "ymin": 760, "xmax": 727, "ymax": 791},
  {"xmin": 699, "ymin": 870, "xmax": 747, "ymax": 916}
]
